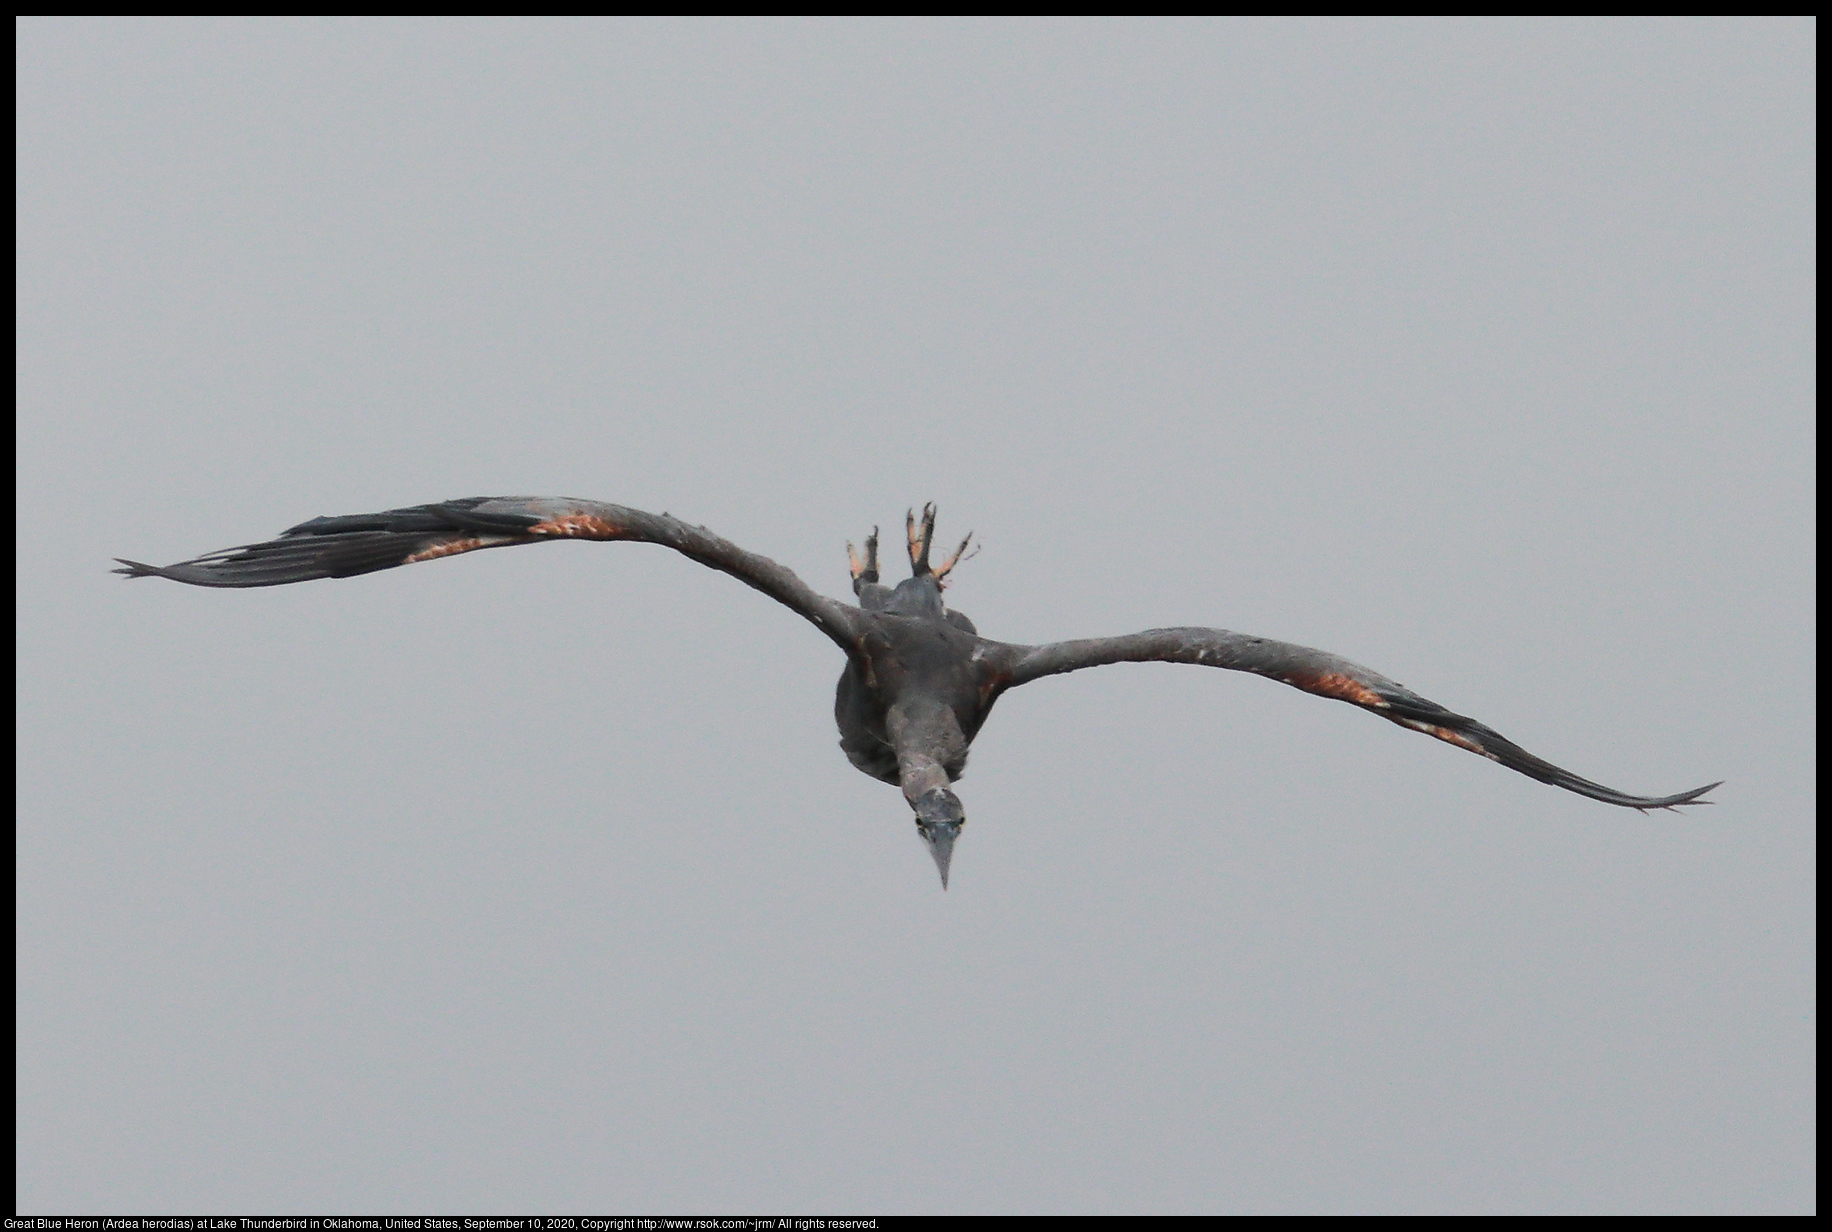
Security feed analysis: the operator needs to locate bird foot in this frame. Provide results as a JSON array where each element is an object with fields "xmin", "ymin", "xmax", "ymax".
[
  {"xmin": 906, "ymin": 504, "xmax": 936, "ymax": 575},
  {"xmin": 903, "ymin": 503, "xmax": 975, "ymax": 584},
  {"xmin": 933, "ymin": 530, "xmax": 976, "ymax": 585},
  {"xmin": 848, "ymin": 527, "xmax": 880, "ymax": 596}
]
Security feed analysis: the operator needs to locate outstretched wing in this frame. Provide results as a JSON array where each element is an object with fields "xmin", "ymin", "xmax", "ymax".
[
  {"xmin": 980, "ymin": 627, "xmax": 1717, "ymax": 811},
  {"xmin": 115, "ymin": 496, "xmax": 865, "ymax": 652}
]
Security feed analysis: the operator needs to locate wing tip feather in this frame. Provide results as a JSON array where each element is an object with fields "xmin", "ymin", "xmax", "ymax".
[{"xmin": 1640, "ymin": 780, "xmax": 1723, "ymax": 812}]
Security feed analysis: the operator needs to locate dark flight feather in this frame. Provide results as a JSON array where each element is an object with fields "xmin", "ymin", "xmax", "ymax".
[{"xmin": 119, "ymin": 498, "xmax": 1718, "ymax": 820}]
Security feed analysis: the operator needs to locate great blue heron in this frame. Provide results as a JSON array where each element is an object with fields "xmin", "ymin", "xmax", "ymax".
[{"xmin": 117, "ymin": 498, "xmax": 1718, "ymax": 887}]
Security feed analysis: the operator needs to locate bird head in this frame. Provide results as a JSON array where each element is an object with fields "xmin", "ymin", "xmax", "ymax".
[{"xmin": 914, "ymin": 788, "xmax": 966, "ymax": 889}]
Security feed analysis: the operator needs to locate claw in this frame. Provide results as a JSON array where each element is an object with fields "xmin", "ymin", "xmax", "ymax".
[
  {"xmin": 907, "ymin": 503, "xmax": 937, "ymax": 575},
  {"xmin": 933, "ymin": 532, "xmax": 977, "ymax": 583}
]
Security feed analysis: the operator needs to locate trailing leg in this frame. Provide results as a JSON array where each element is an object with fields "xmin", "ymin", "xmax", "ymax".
[
  {"xmin": 849, "ymin": 526, "xmax": 891, "ymax": 608},
  {"xmin": 904, "ymin": 503, "xmax": 974, "ymax": 586},
  {"xmin": 906, "ymin": 504, "xmax": 937, "ymax": 576}
]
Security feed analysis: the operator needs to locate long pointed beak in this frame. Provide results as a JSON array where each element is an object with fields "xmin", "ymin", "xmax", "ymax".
[{"xmin": 926, "ymin": 826, "xmax": 957, "ymax": 890}]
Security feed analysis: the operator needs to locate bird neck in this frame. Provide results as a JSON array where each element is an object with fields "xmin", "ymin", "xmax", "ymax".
[
  {"xmin": 897, "ymin": 756, "xmax": 952, "ymax": 807},
  {"xmin": 886, "ymin": 701, "xmax": 965, "ymax": 807}
]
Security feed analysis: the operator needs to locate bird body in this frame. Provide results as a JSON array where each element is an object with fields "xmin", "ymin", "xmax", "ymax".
[
  {"xmin": 835, "ymin": 611, "xmax": 983, "ymax": 789},
  {"xmin": 117, "ymin": 498, "xmax": 1718, "ymax": 887}
]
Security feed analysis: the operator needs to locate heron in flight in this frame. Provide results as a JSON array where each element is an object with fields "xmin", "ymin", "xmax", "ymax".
[{"xmin": 117, "ymin": 498, "xmax": 1717, "ymax": 887}]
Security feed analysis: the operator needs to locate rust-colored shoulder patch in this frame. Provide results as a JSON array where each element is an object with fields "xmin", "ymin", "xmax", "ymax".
[
  {"xmin": 405, "ymin": 536, "xmax": 508, "ymax": 563},
  {"xmin": 1288, "ymin": 670, "xmax": 1390, "ymax": 708},
  {"xmin": 977, "ymin": 671, "xmax": 1012, "ymax": 707},
  {"xmin": 528, "ymin": 514, "xmax": 631, "ymax": 540}
]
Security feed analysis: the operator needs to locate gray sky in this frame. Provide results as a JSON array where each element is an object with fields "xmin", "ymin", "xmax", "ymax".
[{"xmin": 17, "ymin": 17, "xmax": 1813, "ymax": 1215}]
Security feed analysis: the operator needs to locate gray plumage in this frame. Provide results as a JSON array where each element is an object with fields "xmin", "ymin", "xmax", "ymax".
[{"xmin": 117, "ymin": 497, "xmax": 1719, "ymax": 887}]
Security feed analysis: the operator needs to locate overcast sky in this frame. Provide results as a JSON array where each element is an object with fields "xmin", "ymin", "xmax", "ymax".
[{"xmin": 17, "ymin": 17, "xmax": 1813, "ymax": 1215}]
